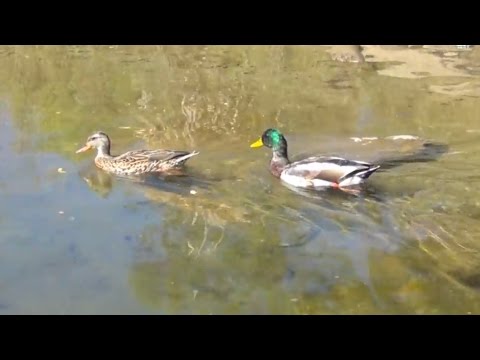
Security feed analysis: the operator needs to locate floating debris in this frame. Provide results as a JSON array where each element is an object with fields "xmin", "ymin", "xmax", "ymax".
[
  {"xmin": 350, "ymin": 137, "xmax": 378, "ymax": 143},
  {"xmin": 443, "ymin": 52, "xmax": 458, "ymax": 57},
  {"xmin": 57, "ymin": 167, "xmax": 66, "ymax": 173},
  {"xmin": 385, "ymin": 135, "xmax": 420, "ymax": 141},
  {"xmin": 137, "ymin": 90, "xmax": 153, "ymax": 109},
  {"xmin": 187, "ymin": 241, "xmax": 195, "ymax": 255},
  {"xmin": 58, "ymin": 211, "xmax": 64, "ymax": 215},
  {"xmin": 190, "ymin": 190, "xmax": 197, "ymax": 195}
]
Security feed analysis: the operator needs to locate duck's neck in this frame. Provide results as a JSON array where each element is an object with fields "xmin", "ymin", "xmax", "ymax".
[
  {"xmin": 95, "ymin": 144, "xmax": 112, "ymax": 159},
  {"xmin": 270, "ymin": 145, "xmax": 290, "ymax": 178}
]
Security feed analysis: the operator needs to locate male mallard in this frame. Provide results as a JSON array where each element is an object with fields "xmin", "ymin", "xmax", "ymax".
[
  {"xmin": 76, "ymin": 131, "xmax": 199, "ymax": 175},
  {"xmin": 250, "ymin": 128, "xmax": 380, "ymax": 188}
]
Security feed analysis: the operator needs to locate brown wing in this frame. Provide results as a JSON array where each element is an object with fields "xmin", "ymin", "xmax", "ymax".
[{"xmin": 115, "ymin": 149, "xmax": 193, "ymax": 163}]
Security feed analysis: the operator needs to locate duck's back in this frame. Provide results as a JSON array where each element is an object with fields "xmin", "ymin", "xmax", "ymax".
[{"xmin": 95, "ymin": 149, "xmax": 199, "ymax": 175}]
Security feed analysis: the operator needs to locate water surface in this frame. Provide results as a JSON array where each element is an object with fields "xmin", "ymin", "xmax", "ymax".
[{"xmin": 0, "ymin": 45, "xmax": 479, "ymax": 314}]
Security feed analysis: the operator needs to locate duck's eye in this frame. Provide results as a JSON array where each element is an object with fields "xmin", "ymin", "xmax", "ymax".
[{"xmin": 90, "ymin": 136, "xmax": 98, "ymax": 141}]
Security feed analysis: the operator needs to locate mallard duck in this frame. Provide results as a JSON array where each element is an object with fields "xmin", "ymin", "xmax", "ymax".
[
  {"xmin": 76, "ymin": 131, "xmax": 199, "ymax": 175},
  {"xmin": 250, "ymin": 128, "xmax": 380, "ymax": 188}
]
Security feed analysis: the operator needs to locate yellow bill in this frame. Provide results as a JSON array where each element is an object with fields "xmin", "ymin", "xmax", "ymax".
[
  {"xmin": 250, "ymin": 138, "xmax": 264, "ymax": 148},
  {"xmin": 76, "ymin": 144, "xmax": 91, "ymax": 153}
]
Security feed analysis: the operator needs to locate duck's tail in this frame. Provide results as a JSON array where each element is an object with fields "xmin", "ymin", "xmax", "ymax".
[
  {"xmin": 338, "ymin": 165, "xmax": 380, "ymax": 187},
  {"xmin": 173, "ymin": 150, "xmax": 199, "ymax": 165}
]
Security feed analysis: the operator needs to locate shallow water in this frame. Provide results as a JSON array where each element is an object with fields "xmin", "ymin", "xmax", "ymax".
[{"xmin": 1, "ymin": 45, "xmax": 480, "ymax": 314}]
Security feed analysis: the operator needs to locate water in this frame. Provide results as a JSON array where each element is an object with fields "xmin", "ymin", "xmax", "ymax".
[{"xmin": 0, "ymin": 45, "xmax": 479, "ymax": 314}]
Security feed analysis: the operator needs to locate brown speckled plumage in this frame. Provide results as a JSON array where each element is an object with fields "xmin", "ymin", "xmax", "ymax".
[{"xmin": 76, "ymin": 131, "xmax": 199, "ymax": 175}]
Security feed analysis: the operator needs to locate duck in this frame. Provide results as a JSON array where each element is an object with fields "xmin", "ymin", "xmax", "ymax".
[
  {"xmin": 250, "ymin": 128, "xmax": 380, "ymax": 189},
  {"xmin": 76, "ymin": 131, "xmax": 199, "ymax": 176}
]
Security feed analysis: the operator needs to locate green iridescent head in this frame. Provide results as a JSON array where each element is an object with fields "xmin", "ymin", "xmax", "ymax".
[{"xmin": 250, "ymin": 128, "xmax": 286, "ymax": 150}]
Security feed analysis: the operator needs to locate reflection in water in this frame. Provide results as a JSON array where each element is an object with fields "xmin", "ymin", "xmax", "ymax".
[
  {"xmin": 80, "ymin": 166, "xmax": 114, "ymax": 198},
  {"xmin": 79, "ymin": 164, "xmax": 213, "ymax": 198},
  {"xmin": 1, "ymin": 45, "xmax": 480, "ymax": 314},
  {"xmin": 374, "ymin": 141, "xmax": 449, "ymax": 171}
]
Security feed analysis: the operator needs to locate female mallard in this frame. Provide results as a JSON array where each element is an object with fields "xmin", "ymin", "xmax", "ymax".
[
  {"xmin": 250, "ymin": 128, "xmax": 380, "ymax": 188},
  {"xmin": 76, "ymin": 131, "xmax": 199, "ymax": 175}
]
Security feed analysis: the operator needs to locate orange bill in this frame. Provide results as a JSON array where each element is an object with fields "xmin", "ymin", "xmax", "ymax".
[{"xmin": 76, "ymin": 144, "xmax": 91, "ymax": 153}]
